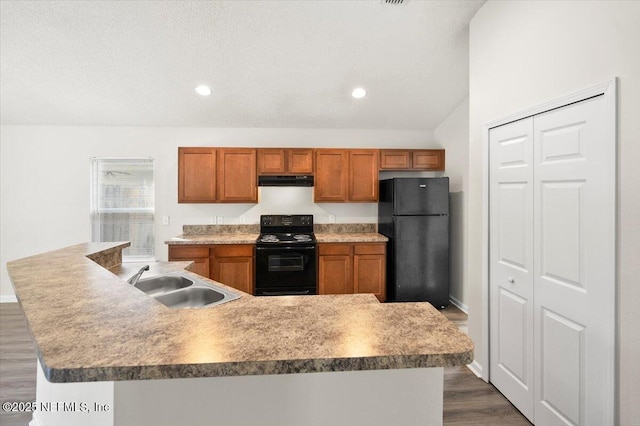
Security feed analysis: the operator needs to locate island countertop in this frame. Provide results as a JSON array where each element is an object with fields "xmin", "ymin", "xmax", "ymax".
[{"xmin": 7, "ymin": 242, "xmax": 473, "ymax": 383}]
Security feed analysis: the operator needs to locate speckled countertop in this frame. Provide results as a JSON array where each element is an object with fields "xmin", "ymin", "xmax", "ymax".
[
  {"xmin": 7, "ymin": 242, "xmax": 472, "ymax": 383},
  {"xmin": 166, "ymin": 233, "xmax": 260, "ymax": 245},
  {"xmin": 166, "ymin": 223, "xmax": 388, "ymax": 244},
  {"xmin": 165, "ymin": 233, "xmax": 387, "ymax": 244}
]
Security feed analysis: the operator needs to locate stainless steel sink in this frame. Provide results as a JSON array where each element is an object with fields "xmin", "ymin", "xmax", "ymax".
[
  {"xmin": 132, "ymin": 272, "xmax": 240, "ymax": 309},
  {"xmin": 155, "ymin": 287, "xmax": 226, "ymax": 308},
  {"xmin": 135, "ymin": 275, "xmax": 193, "ymax": 296}
]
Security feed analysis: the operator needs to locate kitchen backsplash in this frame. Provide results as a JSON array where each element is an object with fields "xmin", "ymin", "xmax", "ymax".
[
  {"xmin": 183, "ymin": 225, "xmax": 260, "ymax": 235},
  {"xmin": 182, "ymin": 223, "xmax": 377, "ymax": 235},
  {"xmin": 315, "ymin": 223, "xmax": 377, "ymax": 233}
]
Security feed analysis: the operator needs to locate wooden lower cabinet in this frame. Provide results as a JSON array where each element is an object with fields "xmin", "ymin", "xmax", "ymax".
[
  {"xmin": 353, "ymin": 244, "xmax": 386, "ymax": 302},
  {"xmin": 318, "ymin": 244, "xmax": 353, "ymax": 295},
  {"xmin": 168, "ymin": 244, "xmax": 255, "ymax": 294},
  {"xmin": 318, "ymin": 242, "xmax": 386, "ymax": 302},
  {"xmin": 210, "ymin": 245, "xmax": 255, "ymax": 295},
  {"xmin": 168, "ymin": 246, "xmax": 210, "ymax": 277}
]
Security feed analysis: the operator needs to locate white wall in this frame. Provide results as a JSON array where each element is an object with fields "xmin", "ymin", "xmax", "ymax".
[
  {"xmin": 468, "ymin": 1, "xmax": 640, "ymax": 424},
  {"xmin": 434, "ymin": 98, "xmax": 469, "ymax": 310},
  {"xmin": 0, "ymin": 126, "xmax": 435, "ymax": 298}
]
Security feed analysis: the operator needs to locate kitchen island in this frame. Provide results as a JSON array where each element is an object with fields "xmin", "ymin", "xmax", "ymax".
[{"xmin": 7, "ymin": 242, "xmax": 473, "ymax": 426}]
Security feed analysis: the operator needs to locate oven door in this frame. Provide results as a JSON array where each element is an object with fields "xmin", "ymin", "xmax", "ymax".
[{"xmin": 255, "ymin": 245, "xmax": 316, "ymax": 295}]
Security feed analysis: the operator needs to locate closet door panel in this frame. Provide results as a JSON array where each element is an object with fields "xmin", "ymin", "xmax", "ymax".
[
  {"xmin": 533, "ymin": 94, "xmax": 613, "ymax": 426},
  {"xmin": 489, "ymin": 117, "xmax": 535, "ymax": 422}
]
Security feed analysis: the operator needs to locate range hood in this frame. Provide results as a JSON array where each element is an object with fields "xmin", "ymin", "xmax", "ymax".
[{"xmin": 258, "ymin": 175, "xmax": 314, "ymax": 187}]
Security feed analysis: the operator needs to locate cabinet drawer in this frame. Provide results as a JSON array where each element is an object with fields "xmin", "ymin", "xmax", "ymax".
[
  {"xmin": 318, "ymin": 244, "xmax": 352, "ymax": 256},
  {"xmin": 354, "ymin": 243, "xmax": 385, "ymax": 255},
  {"xmin": 169, "ymin": 246, "xmax": 209, "ymax": 259},
  {"xmin": 210, "ymin": 245, "xmax": 254, "ymax": 257}
]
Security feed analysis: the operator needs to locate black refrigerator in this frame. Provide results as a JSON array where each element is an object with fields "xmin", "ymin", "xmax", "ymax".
[{"xmin": 378, "ymin": 177, "xmax": 450, "ymax": 307}]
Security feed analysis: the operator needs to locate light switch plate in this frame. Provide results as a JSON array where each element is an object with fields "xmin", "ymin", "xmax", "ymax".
[
  {"xmin": 329, "ymin": 215, "xmax": 336, "ymax": 223},
  {"xmin": 217, "ymin": 216, "xmax": 223, "ymax": 225},
  {"xmin": 162, "ymin": 216, "xmax": 170, "ymax": 226}
]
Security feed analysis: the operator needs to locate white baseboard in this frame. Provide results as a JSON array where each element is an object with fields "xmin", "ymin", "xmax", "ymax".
[
  {"xmin": 1, "ymin": 295, "xmax": 18, "ymax": 303},
  {"xmin": 449, "ymin": 295, "xmax": 468, "ymax": 314},
  {"xmin": 467, "ymin": 360, "xmax": 487, "ymax": 382}
]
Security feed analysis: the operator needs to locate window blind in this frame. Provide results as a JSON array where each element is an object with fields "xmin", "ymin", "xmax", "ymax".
[{"xmin": 90, "ymin": 158, "xmax": 155, "ymax": 260}]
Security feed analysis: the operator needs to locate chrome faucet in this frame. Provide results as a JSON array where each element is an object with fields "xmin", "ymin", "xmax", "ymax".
[{"xmin": 127, "ymin": 265, "xmax": 150, "ymax": 285}]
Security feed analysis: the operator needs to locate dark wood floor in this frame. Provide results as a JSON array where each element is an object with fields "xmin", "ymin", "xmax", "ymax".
[{"xmin": 0, "ymin": 302, "xmax": 530, "ymax": 426}]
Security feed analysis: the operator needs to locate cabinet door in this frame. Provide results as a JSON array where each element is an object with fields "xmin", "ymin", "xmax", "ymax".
[
  {"xmin": 349, "ymin": 150, "xmax": 379, "ymax": 202},
  {"xmin": 318, "ymin": 243, "xmax": 352, "ymax": 295},
  {"xmin": 380, "ymin": 150, "xmax": 411, "ymax": 170},
  {"xmin": 287, "ymin": 149, "xmax": 314, "ymax": 174},
  {"xmin": 210, "ymin": 245, "xmax": 255, "ymax": 294},
  {"xmin": 168, "ymin": 245, "xmax": 211, "ymax": 278},
  {"xmin": 314, "ymin": 149, "xmax": 348, "ymax": 202},
  {"xmin": 216, "ymin": 148, "xmax": 258, "ymax": 202},
  {"xmin": 354, "ymin": 244, "xmax": 386, "ymax": 302},
  {"xmin": 257, "ymin": 149, "xmax": 286, "ymax": 174},
  {"xmin": 178, "ymin": 148, "xmax": 217, "ymax": 203},
  {"xmin": 412, "ymin": 150, "xmax": 445, "ymax": 171}
]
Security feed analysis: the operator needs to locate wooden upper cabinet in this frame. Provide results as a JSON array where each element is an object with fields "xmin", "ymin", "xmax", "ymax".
[
  {"xmin": 178, "ymin": 148, "xmax": 217, "ymax": 203},
  {"xmin": 287, "ymin": 149, "xmax": 314, "ymax": 174},
  {"xmin": 314, "ymin": 149, "xmax": 348, "ymax": 202},
  {"xmin": 315, "ymin": 149, "xmax": 378, "ymax": 202},
  {"xmin": 412, "ymin": 150, "xmax": 445, "ymax": 170},
  {"xmin": 349, "ymin": 150, "xmax": 379, "ymax": 202},
  {"xmin": 379, "ymin": 149, "xmax": 445, "ymax": 171},
  {"xmin": 257, "ymin": 149, "xmax": 286, "ymax": 174},
  {"xmin": 379, "ymin": 150, "xmax": 411, "ymax": 170},
  {"xmin": 257, "ymin": 148, "xmax": 314, "ymax": 175},
  {"xmin": 216, "ymin": 148, "xmax": 258, "ymax": 203}
]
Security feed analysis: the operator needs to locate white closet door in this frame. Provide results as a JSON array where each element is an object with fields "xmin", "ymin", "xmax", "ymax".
[
  {"xmin": 489, "ymin": 117, "xmax": 535, "ymax": 422},
  {"xmin": 533, "ymin": 94, "xmax": 614, "ymax": 426}
]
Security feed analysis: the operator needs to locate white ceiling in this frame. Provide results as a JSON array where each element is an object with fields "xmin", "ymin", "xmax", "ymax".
[{"xmin": 0, "ymin": 0, "xmax": 484, "ymax": 130}]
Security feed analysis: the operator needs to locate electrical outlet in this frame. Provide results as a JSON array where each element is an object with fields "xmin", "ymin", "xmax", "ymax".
[
  {"xmin": 329, "ymin": 214, "xmax": 336, "ymax": 223},
  {"xmin": 210, "ymin": 217, "xmax": 216, "ymax": 224},
  {"xmin": 217, "ymin": 216, "xmax": 223, "ymax": 225},
  {"xmin": 239, "ymin": 215, "xmax": 246, "ymax": 224},
  {"xmin": 162, "ymin": 216, "xmax": 170, "ymax": 226}
]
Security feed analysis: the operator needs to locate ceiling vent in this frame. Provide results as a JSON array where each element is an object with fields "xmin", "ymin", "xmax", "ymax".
[{"xmin": 381, "ymin": 0, "xmax": 408, "ymax": 4}]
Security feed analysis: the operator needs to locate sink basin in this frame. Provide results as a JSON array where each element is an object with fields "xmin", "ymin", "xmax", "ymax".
[
  {"xmin": 135, "ymin": 275, "xmax": 193, "ymax": 296},
  {"xmin": 154, "ymin": 287, "xmax": 229, "ymax": 309},
  {"xmin": 132, "ymin": 271, "xmax": 240, "ymax": 309}
]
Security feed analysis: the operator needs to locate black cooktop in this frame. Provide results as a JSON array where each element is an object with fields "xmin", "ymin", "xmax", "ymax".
[{"xmin": 257, "ymin": 215, "xmax": 315, "ymax": 246}]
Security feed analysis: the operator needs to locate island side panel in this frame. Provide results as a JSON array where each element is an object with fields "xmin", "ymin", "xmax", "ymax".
[
  {"xmin": 32, "ymin": 362, "xmax": 115, "ymax": 426},
  {"xmin": 114, "ymin": 368, "xmax": 444, "ymax": 426}
]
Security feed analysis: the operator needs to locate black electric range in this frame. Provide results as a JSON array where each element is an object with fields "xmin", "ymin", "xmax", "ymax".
[{"xmin": 254, "ymin": 215, "xmax": 316, "ymax": 296}]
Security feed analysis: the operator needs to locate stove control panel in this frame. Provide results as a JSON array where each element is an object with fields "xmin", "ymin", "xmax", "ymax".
[{"xmin": 260, "ymin": 215, "xmax": 313, "ymax": 227}]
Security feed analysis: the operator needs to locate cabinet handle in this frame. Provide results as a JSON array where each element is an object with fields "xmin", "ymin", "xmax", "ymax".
[{"xmin": 508, "ymin": 277, "xmax": 515, "ymax": 283}]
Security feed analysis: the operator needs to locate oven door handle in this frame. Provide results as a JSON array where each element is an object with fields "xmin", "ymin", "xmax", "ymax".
[
  {"xmin": 256, "ymin": 246, "xmax": 316, "ymax": 251},
  {"xmin": 260, "ymin": 290, "xmax": 312, "ymax": 296}
]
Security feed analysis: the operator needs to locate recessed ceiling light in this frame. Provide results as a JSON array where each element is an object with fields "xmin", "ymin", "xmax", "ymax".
[
  {"xmin": 195, "ymin": 85, "xmax": 212, "ymax": 96},
  {"xmin": 352, "ymin": 87, "xmax": 367, "ymax": 99}
]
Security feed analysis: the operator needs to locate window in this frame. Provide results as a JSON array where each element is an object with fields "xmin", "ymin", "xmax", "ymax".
[{"xmin": 90, "ymin": 158, "xmax": 155, "ymax": 261}]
